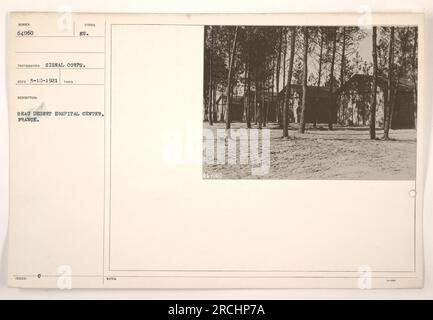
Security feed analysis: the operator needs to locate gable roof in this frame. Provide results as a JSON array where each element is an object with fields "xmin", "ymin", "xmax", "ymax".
[{"xmin": 336, "ymin": 74, "xmax": 414, "ymax": 94}]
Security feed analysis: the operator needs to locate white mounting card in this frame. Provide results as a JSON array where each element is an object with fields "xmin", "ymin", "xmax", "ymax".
[{"xmin": 7, "ymin": 12, "xmax": 424, "ymax": 288}]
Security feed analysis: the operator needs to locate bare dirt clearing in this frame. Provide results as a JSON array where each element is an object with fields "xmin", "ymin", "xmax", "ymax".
[{"xmin": 203, "ymin": 122, "xmax": 416, "ymax": 180}]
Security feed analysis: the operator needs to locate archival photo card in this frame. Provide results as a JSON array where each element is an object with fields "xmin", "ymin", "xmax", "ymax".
[{"xmin": 7, "ymin": 12, "xmax": 424, "ymax": 289}]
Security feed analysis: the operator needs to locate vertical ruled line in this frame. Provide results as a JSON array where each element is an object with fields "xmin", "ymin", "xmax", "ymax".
[{"xmin": 102, "ymin": 20, "xmax": 107, "ymax": 285}]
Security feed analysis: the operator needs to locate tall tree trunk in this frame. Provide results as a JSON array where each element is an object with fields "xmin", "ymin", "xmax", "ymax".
[
  {"xmin": 208, "ymin": 26, "xmax": 214, "ymax": 125},
  {"xmin": 263, "ymin": 81, "xmax": 270, "ymax": 127},
  {"xmin": 275, "ymin": 30, "xmax": 283, "ymax": 123},
  {"xmin": 244, "ymin": 56, "xmax": 251, "ymax": 128},
  {"xmin": 243, "ymin": 59, "xmax": 248, "ymax": 126},
  {"xmin": 314, "ymin": 28, "xmax": 324, "ymax": 128},
  {"xmin": 412, "ymin": 28, "xmax": 418, "ymax": 129},
  {"xmin": 370, "ymin": 26, "xmax": 378, "ymax": 139},
  {"xmin": 382, "ymin": 89, "xmax": 388, "ymax": 129},
  {"xmin": 383, "ymin": 27, "xmax": 394, "ymax": 140},
  {"xmin": 339, "ymin": 27, "xmax": 346, "ymax": 88},
  {"xmin": 328, "ymin": 27, "xmax": 337, "ymax": 130},
  {"xmin": 339, "ymin": 27, "xmax": 346, "ymax": 125},
  {"xmin": 212, "ymin": 80, "xmax": 217, "ymax": 122},
  {"xmin": 271, "ymin": 58, "xmax": 275, "ymax": 122},
  {"xmin": 299, "ymin": 27, "xmax": 308, "ymax": 133},
  {"xmin": 220, "ymin": 94, "xmax": 224, "ymax": 121},
  {"xmin": 208, "ymin": 88, "xmax": 213, "ymax": 125},
  {"xmin": 280, "ymin": 30, "xmax": 287, "ymax": 128},
  {"xmin": 283, "ymin": 27, "xmax": 296, "ymax": 138},
  {"xmin": 257, "ymin": 78, "xmax": 262, "ymax": 129},
  {"xmin": 254, "ymin": 76, "xmax": 258, "ymax": 125},
  {"xmin": 262, "ymin": 79, "xmax": 266, "ymax": 127},
  {"xmin": 225, "ymin": 26, "xmax": 238, "ymax": 130}
]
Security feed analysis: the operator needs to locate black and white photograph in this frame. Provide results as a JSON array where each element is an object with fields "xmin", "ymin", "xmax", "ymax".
[{"xmin": 203, "ymin": 25, "xmax": 418, "ymax": 180}]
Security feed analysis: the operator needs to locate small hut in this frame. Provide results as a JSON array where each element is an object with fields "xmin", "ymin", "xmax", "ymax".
[
  {"xmin": 278, "ymin": 84, "xmax": 335, "ymax": 124},
  {"xmin": 336, "ymin": 74, "xmax": 416, "ymax": 129}
]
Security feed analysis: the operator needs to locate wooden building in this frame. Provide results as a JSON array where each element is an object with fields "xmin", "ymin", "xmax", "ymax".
[{"xmin": 336, "ymin": 74, "xmax": 416, "ymax": 129}]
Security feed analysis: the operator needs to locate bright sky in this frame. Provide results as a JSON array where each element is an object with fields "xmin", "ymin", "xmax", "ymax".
[
  {"xmin": 359, "ymin": 29, "xmax": 373, "ymax": 64},
  {"xmin": 303, "ymin": 28, "xmax": 374, "ymax": 86}
]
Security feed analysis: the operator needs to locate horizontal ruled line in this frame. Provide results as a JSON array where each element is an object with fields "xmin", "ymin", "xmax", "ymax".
[
  {"xmin": 108, "ymin": 268, "xmax": 417, "ymax": 273},
  {"xmin": 16, "ymin": 83, "xmax": 104, "ymax": 86},
  {"xmin": 16, "ymin": 51, "xmax": 104, "ymax": 54},
  {"xmin": 12, "ymin": 274, "xmax": 418, "ymax": 279},
  {"xmin": 16, "ymin": 35, "xmax": 104, "ymax": 38},
  {"xmin": 16, "ymin": 67, "xmax": 104, "ymax": 70}
]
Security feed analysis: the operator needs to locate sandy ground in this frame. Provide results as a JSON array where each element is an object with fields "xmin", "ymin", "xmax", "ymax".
[{"xmin": 203, "ymin": 121, "xmax": 416, "ymax": 180}]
